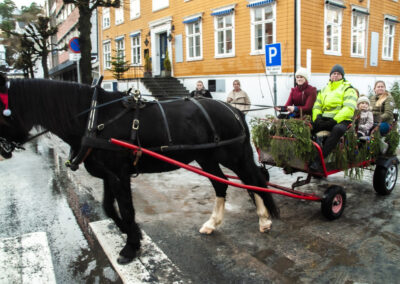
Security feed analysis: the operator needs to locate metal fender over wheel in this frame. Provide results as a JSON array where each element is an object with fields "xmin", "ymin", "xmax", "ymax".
[
  {"xmin": 373, "ymin": 164, "xmax": 398, "ymax": 195},
  {"xmin": 321, "ymin": 185, "xmax": 346, "ymax": 220}
]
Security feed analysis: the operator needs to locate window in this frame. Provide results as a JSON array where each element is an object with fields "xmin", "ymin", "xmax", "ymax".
[
  {"xmin": 185, "ymin": 19, "xmax": 202, "ymax": 60},
  {"xmin": 115, "ymin": 2, "xmax": 124, "ymax": 25},
  {"xmin": 152, "ymin": 0, "xmax": 169, "ymax": 11},
  {"xmin": 130, "ymin": 0, "xmax": 140, "ymax": 20},
  {"xmin": 351, "ymin": 13, "xmax": 367, "ymax": 57},
  {"xmin": 250, "ymin": 4, "xmax": 275, "ymax": 54},
  {"xmin": 115, "ymin": 38, "xmax": 125, "ymax": 59},
  {"xmin": 213, "ymin": 12, "xmax": 235, "ymax": 58},
  {"xmin": 324, "ymin": 5, "xmax": 343, "ymax": 55},
  {"xmin": 130, "ymin": 34, "xmax": 141, "ymax": 65},
  {"xmin": 382, "ymin": 20, "xmax": 395, "ymax": 60},
  {"xmin": 102, "ymin": 7, "xmax": 110, "ymax": 29},
  {"xmin": 103, "ymin": 41, "xmax": 111, "ymax": 69}
]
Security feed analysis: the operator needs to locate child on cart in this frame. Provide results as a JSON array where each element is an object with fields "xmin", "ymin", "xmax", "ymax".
[{"xmin": 356, "ymin": 96, "xmax": 374, "ymax": 139}]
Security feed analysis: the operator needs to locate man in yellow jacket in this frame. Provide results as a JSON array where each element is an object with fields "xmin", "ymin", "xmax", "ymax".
[{"xmin": 310, "ymin": 64, "xmax": 358, "ymax": 171}]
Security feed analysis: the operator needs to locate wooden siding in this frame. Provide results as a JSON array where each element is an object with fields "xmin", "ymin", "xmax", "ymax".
[
  {"xmin": 302, "ymin": 0, "xmax": 400, "ymax": 75},
  {"xmin": 98, "ymin": 0, "xmax": 400, "ymax": 81}
]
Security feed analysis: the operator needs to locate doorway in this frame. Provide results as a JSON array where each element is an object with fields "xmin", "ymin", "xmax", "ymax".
[{"xmin": 159, "ymin": 32, "xmax": 168, "ymax": 72}]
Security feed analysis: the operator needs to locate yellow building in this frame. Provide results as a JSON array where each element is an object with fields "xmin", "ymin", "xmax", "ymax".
[{"xmin": 98, "ymin": 0, "xmax": 400, "ymax": 107}]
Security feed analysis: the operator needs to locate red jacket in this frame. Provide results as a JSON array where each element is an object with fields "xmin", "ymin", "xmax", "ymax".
[{"xmin": 285, "ymin": 82, "xmax": 317, "ymax": 116}]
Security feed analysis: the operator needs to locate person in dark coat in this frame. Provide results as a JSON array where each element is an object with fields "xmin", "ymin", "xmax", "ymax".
[
  {"xmin": 190, "ymin": 80, "xmax": 212, "ymax": 98},
  {"xmin": 275, "ymin": 67, "xmax": 317, "ymax": 118}
]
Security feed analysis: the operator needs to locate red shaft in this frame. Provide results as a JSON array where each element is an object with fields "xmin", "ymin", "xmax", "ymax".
[{"xmin": 110, "ymin": 138, "xmax": 321, "ymax": 201}]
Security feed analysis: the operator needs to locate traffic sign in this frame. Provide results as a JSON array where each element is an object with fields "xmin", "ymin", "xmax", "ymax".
[
  {"xmin": 69, "ymin": 53, "xmax": 81, "ymax": 61},
  {"xmin": 69, "ymin": 37, "xmax": 80, "ymax": 53},
  {"xmin": 265, "ymin": 43, "xmax": 282, "ymax": 75}
]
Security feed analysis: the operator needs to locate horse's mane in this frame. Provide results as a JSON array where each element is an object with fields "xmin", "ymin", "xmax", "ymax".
[{"xmin": 9, "ymin": 78, "xmax": 94, "ymax": 135}]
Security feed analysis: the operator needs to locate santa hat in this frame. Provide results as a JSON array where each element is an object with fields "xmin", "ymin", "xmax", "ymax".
[{"xmin": 0, "ymin": 92, "xmax": 11, "ymax": 116}]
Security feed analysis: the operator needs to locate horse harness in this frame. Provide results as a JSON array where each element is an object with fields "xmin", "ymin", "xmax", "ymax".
[{"xmin": 66, "ymin": 83, "xmax": 246, "ymax": 172}]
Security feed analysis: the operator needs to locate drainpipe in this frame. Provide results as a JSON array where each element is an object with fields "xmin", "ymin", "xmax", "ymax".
[{"xmin": 294, "ymin": 0, "xmax": 301, "ymax": 85}]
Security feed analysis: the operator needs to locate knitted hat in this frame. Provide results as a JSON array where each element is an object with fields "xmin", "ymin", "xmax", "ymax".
[
  {"xmin": 357, "ymin": 96, "xmax": 370, "ymax": 106},
  {"xmin": 330, "ymin": 64, "xmax": 345, "ymax": 77},
  {"xmin": 295, "ymin": 67, "xmax": 308, "ymax": 81},
  {"xmin": 0, "ymin": 92, "xmax": 11, "ymax": 116}
]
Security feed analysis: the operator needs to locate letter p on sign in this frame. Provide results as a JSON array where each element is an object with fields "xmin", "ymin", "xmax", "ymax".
[{"xmin": 265, "ymin": 43, "xmax": 281, "ymax": 67}]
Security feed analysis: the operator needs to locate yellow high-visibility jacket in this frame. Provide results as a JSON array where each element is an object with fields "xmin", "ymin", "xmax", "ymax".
[{"xmin": 312, "ymin": 80, "xmax": 358, "ymax": 123}]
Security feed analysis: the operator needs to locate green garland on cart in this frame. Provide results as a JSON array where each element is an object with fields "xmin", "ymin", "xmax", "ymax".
[
  {"xmin": 251, "ymin": 116, "xmax": 399, "ymax": 179},
  {"xmin": 251, "ymin": 117, "xmax": 313, "ymax": 167}
]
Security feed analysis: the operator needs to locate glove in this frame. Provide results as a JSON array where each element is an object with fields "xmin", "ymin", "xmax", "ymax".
[
  {"xmin": 319, "ymin": 118, "xmax": 337, "ymax": 130},
  {"xmin": 314, "ymin": 114, "xmax": 322, "ymax": 123}
]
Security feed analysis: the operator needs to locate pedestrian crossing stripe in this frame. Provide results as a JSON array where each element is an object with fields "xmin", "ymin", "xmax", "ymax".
[
  {"xmin": 0, "ymin": 232, "xmax": 56, "ymax": 283},
  {"xmin": 89, "ymin": 219, "xmax": 187, "ymax": 283}
]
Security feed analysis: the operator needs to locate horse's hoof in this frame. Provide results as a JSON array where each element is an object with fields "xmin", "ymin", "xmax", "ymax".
[
  {"xmin": 199, "ymin": 226, "xmax": 214, "ymax": 235},
  {"xmin": 117, "ymin": 255, "xmax": 134, "ymax": 265},
  {"xmin": 259, "ymin": 220, "xmax": 272, "ymax": 233}
]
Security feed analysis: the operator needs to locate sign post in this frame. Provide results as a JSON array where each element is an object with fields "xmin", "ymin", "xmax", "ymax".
[
  {"xmin": 265, "ymin": 43, "xmax": 282, "ymax": 112},
  {"xmin": 68, "ymin": 37, "xmax": 81, "ymax": 83}
]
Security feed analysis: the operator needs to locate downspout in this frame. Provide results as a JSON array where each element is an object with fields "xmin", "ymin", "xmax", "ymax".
[
  {"xmin": 364, "ymin": 0, "xmax": 371, "ymax": 68},
  {"xmin": 294, "ymin": 0, "xmax": 301, "ymax": 84}
]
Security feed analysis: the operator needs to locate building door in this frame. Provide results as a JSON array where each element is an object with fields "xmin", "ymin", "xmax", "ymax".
[{"xmin": 159, "ymin": 32, "xmax": 168, "ymax": 71}]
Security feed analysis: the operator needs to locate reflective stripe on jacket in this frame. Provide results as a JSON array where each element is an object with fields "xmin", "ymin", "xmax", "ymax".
[{"xmin": 312, "ymin": 80, "xmax": 357, "ymax": 123}]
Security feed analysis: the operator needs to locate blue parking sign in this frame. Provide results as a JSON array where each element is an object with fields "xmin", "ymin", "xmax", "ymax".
[
  {"xmin": 265, "ymin": 43, "xmax": 282, "ymax": 74},
  {"xmin": 265, "ymin": 43, "xmax": 281, "ymax": 67}
]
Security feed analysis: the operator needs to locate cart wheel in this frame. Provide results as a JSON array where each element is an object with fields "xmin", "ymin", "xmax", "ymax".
[
  {"xmin": 259, "ymin": 166, "xmax": 270, "ymax": 182},
  {"xmin": 321, "ymin": 185, "xmax": 346, "ymax": 220},
  {"xmin": 373, "ymin": 164, "xmax": 398, "ymax": 195}
]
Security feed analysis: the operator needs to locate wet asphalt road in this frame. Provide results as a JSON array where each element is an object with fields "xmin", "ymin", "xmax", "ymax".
[
  {"xmin": 1, "ymin": 138, "xmax": 400, "ymax": 283},
  {"xmin": 0, "ymin": 142, "xmax": 121, "ymax": 283}
]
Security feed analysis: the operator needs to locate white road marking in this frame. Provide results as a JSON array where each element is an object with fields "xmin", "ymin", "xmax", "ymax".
[
  {"xmin": 0, "ymin": 232, "xmax": 56, "ymax": 284},
  {"xmin": 90, "ymin": 219, "xmax": 187, "ymax": 284}
]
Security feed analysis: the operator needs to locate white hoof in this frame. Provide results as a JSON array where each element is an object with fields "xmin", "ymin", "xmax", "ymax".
[
  {"xmin": 199, "ymin": 225, "xmax": 214, "ymax": 235},
  {"xmin": 259, "ymin": 219, "xmax": 272, "ymax": 233}
]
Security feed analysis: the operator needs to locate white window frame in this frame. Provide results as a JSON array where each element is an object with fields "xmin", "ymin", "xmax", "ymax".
[
  {"xmin": 152, "ymin": 0, "xmax": 169, "ymax": 12},
  {"xmin": 185, "ymin": 18, "xmax": 203, "ymax": 61},
  {"xmin": 103, "ymin": 40, "xmax": 111, "ymax": 70},
  {"xmin": 382, "ymin": 20, "xmax": 395, "ymax": 60},
  {"xmin": 102, "ymin": 7, "xmax": 110, "ymax": 29},
  {"xmin": 130, "ymin": 0, "xmax": 140, "ymax": 20},
  {"xmin": 213, "ymin": 11, "xmax": 235, "ymax": 58},
  {"xmin": 324, "ymin": 5, "xmax": 343, "ymax": 56},
  {"xmin": 130, "ymin": 34, "xmax": 141, "ymax": 65},
  {"xmin": 249, "ymin": 3, "xmax": 276, "ymax": 55},
  {"xmin": 115, "ymin": 1, "xmax": 124, "ymax": 25},
  {"xmin": 115, "ymin": 37, "xmax": 126, "ymax": 60},
  {"xmin": 350, "ymin": 12, "xmax": 367, "ymax": 58}
]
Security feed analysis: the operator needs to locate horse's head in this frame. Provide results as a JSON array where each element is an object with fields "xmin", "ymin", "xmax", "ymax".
[{"xmin": 0, "ymin": 73, "xmax": 28, "ymax": 159}]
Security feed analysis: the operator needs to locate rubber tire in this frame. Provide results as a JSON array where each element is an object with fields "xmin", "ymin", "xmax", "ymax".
[
  {"xmin": 373, "ymin": 164, "xmax": 398, "ymax": 195},
  {"xmin": 321, "ymin": 185, "xmax": 346, "ymax": 220},
  {"xmin": 260, "ymin": 165, "xmax": 270, "ymax": 182}
]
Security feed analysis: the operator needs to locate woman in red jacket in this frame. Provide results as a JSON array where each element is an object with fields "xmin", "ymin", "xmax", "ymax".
[{"xmin": 275, "ymin": 67, "xmax": 317, "ymax": 118}]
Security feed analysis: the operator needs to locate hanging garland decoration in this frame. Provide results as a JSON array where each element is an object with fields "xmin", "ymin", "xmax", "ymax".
[
  {"xmin": 251, "ymin": 116, "xmax": 314, "ymax": 167},
  {"xmin": 386, "ymin": 124, "xmax": 400, "ymax": 156},
  {"xmin": 251, "ymin": 116, "xmax": 398, "ymax": 179}
]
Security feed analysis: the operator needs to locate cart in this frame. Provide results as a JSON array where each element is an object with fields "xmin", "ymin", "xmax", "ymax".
[{"xmin": 256, "ymin": 126, "xmax": 399, "ymax": 220}]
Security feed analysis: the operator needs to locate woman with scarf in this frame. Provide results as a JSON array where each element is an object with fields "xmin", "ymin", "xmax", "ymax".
[{"xmin": 275, "ymin": 67, "xmax": 317, "ymax": 118}]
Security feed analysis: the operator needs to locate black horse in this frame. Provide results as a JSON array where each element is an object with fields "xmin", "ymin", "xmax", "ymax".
[{"xmin": 0, "ymin": 74, "xmax": 279, "ymax": 264}]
